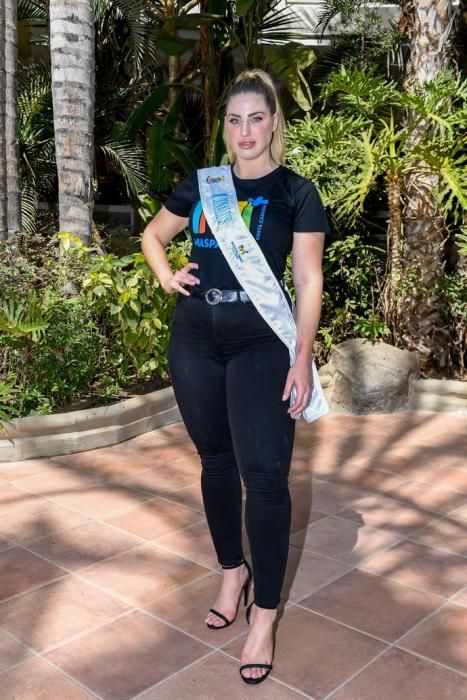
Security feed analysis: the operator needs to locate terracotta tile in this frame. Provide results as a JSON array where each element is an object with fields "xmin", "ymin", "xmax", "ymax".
[
  {"xmin": 422, "ymin": 467, "xmax": 467, "ymax": 494},
  {"xmin": 145, "ymin": 571, "xmax": 249, "ymax": 646},
  {"xmin": 369, "ymin": 446, "xmax": 467, "ymax": 475},
  {"xmin": 0, "ymin": 547, "xmax": 67, "ymax": 602},
  {"xmin": 300, "ymin": 569, "xmax": 442, "ymax": 642},
  {"xmin": 45, "ymin": 610, "xmax": 209, "ymax": 699},
  {"xmin": 155, "ymin": 520, "xmax": 219, "ymax": 568},
  {"xmin": 383, "ymin": 479, "xmax": 466, "ymax": 514},
  {"xmin": 80, "ymin": 543, "xmax": 208, "ymax": 604},
  {"xmin": 167, "ymin": 453, "xmax": 202, "ymax": 474},
  {"xmin": 409, "ymin": 514, "xmax": 467, "ymax": 557},
  {"xmin": 336, "ymin": 491, "xmax": 439, "ymax": 535},
  {"xmin": 318, "ymin": 466, "xmax": 409, "ymax": 494},
  {"xmin": 224, "ymin": 605, "xmax": 387, "ymax": 698},
  {"xmin": 0, "ymin": 500, "xmax": 89, "ymax": 545},
  {"xmin": 112, "ymin": 440, "xmax": 197, "ymax": 466},
  {"xmin": 12, "ymin": 465, "xmax": 103, "ymax": 497},
  {"xmin": 291, "ymin": 478, "xmax": 370, "ymax": 517},
  {"xmin": 26, "ymin": 521, "xmax": 141, "ymax": 571},
  {"xmin": 290, "ymin": 491, "xmax": 326, "ymax": 533},
  {"xmin": 51, "ymin": 446, "xmax": 157, "ymax": 479},
  {"xmin": 452, "ymin": 587, "xmax": 467, "ymax": 607},
  {"xmin": 0, "ymin": 483, "xmax": 40, "ymax": 512},
  {"xmin": 0, "ymin": 534, "xmax": 13, "ymax": 553},
  {"xmin": 329, "ymin": 646, "xmax": 467, "ymax": 700},
  {"xmin": 451, "ymin": 503, "xmax": 467, "ymax": 522},
  {"xmin": 290, "ymin": 515, "xmax": 402, "ymax": 564},
  {"xmin": 360, "ymin": 539, "xmax": 467, "ymax": 597},
  {"xmin": 161, "ymin": 481, "xmax": 205, "ymax": 513},
  {"xmin": 0, "ymin": 459, "xmax": 54, "ymax": 481},
  {"xmin": 116, "ymin": 428, "xmax": 192, "ymax": 453},
  {"xmin": 103, "ymin": 497, "xmax": 203, "ymax": 540},
  {"xmin": 140, "ymin": 652, "xmax": 304, "ymax": 699},
  {"xmin": 47, "ymin": 482, "xmax": 153, "ymax": 517},
  {"xmin": 116, "ymin": 464, "xmax": 198, "ymax": 497},
  {"xmin": 0, "ymin": 656, "xmax": 98, "ymax": 698},
  {"xmin": 0, "ymin": 577, "xmax": 129, "ymax": 652},
  {"xmin": 398, "ymin": 602, "xmax": 467, "ymax": 674},
  {"xmin": 117, "ymin": 422, "xmax": 189, "ymax": 450},
  {"xmin": 282, "ymin": 546, "xmax": 352, "ymax": 602},
  {"xmin": 0, "ymin": 631, "xmax": 31, "ymax": 671}
]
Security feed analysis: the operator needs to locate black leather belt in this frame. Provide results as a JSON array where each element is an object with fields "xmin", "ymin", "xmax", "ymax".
[{"xmin": 191, "ymin": 288, "xmax": 251, "ymax": 305}]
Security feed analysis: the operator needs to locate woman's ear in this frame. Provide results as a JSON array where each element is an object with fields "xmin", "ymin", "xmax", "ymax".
[{"xmin": 272, "ymin": 112, "xmax": 279, "ymax": 131}]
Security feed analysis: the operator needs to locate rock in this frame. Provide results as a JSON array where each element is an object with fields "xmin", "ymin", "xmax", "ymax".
[{"xmin": 318, "ymin": 339, "xmax": 420, "ymax": 414}]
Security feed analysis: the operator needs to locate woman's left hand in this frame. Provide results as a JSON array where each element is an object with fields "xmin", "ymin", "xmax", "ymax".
[{"xmin": 282, "ymin": 359, "xmax": 313, "ymax": 417}]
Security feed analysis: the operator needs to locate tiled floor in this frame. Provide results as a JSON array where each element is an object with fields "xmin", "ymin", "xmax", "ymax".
[{"xmin": 0, "ymin": 411, "xmax": 466, "ymax": 699}]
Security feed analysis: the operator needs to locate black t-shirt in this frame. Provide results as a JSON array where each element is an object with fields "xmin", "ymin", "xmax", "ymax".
[{"xmin": 164, "ymin": 165, "xmax": 330, "ymax": 291}]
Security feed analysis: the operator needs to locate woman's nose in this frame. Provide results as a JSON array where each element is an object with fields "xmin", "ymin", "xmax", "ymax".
[{"xmin": 240, "ymin": 120, "xmax": 250, "ymax": 136}]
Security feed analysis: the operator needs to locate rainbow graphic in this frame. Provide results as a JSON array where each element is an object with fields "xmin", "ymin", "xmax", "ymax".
[{"xmin": 192, "ymin": 198, "xmax": 265, "ymax": 234}]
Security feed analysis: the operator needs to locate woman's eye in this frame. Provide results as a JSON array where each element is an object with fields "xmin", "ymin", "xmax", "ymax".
[
  {"xmin": 251, "ymin": 117, "xmax": 263, "ymax": 123},
  {"xmin": 229, "ymin": 118, "xmax": 239, "ymax": 125}
]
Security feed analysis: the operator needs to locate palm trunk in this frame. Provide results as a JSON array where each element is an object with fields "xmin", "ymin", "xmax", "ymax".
[
  {"xmin": 5, "ymin": 0, "xmax": 21, "ymax": 237},
  {"xmin": 398, "ymin": 0, "xmax": 455, "ymax": 374},
  {"xmin": 50, "ymin": 0, "xmax": 95, "ymax": 246},
  {"xmin": 0, "ymin": 5, "xmax": 7, "ymax": 241}
]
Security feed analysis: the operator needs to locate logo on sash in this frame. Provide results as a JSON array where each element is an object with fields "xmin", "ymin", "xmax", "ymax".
[
  {"xmin": 231, "ymin": 242, "xmax": 250, "ymax": 263},
  {"xmin": 212, "ymin": 193, "xmax": 233, "ymax": 226}
]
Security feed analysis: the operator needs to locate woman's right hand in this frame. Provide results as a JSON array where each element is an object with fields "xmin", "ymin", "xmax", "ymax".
[{"xmin": 163, "ymin": 262, "xmax": 200, "ymax": 296}]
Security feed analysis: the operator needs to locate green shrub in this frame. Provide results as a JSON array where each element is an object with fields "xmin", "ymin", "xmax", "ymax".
[
  {"xmin": 284, "ymin": 234, "xmax": 389, "ymax": 364},
  {"xmin": 0, "ymin": 231, "xmax": 189, "ymax": 417}
]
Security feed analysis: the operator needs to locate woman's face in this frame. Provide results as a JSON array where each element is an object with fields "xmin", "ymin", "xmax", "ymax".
[{"xmin": 225, "ymin": 92, "xmax": 278, "ymax": 163}]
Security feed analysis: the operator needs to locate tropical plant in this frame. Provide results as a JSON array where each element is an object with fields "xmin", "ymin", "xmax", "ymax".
[
  {"xmin": 286, "ymin": 66, "xmax": 467, "ymax": 374},
  {"xmin": 49, "ymin": 0, "xmax": 96, "ymax": 244},
  {"xmin": 396, "ymin": 0, "xmax": 458, "ymax": 372}
]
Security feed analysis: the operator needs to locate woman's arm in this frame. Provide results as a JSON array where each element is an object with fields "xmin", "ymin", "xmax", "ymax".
[
  {"xmin": 141, "ymin": 206, "xmax": 200, "ymax": 296},
  {"xmin": 282, "ymin": 232, "xmax": 325, "ymax": 417}
]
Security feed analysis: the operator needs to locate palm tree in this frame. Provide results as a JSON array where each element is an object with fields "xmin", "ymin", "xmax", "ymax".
[
  {"xmin": 397, "ymin": 0, "xmax": 457, "ymax": 373},
  {"xmin": 49, "ymin": 0, "xmax": 95, "ymax": 245},
  {"xmin": 0, "ymin": 4, "xmax": 7, "ymax": 240},
  {"xmin": 286, "ymin": 66, "xmax": 467, "ymax": 358},
  {"xmin": 5, "ymin": 0, "xmax": 21, "ymax": 238}
]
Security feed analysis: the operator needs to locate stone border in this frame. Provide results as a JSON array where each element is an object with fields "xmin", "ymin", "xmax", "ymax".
[
  {"xmin": 408, "ymin": 378, "xmax": 467, "ymax": 413},
  {"xmin": 0, "ymin": 387, "xmax": 181, "ymax": 463}
]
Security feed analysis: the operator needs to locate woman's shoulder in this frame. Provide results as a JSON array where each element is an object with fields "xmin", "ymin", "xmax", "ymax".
[{"xmin": 280, "ymin": 165, "xmax": 319, "ymax": 193}]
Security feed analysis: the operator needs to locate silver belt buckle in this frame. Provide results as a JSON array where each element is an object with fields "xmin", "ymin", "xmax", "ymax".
[{"xmin": 205, "ymin": 288, "xmax": 222, "ymax": 305}]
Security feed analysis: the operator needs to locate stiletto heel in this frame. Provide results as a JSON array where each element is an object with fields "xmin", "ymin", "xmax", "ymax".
[
  {"xmin": 239, "ymin": 602, "xmax": 274, "ymax": 685},
  {"xmin": 206, "ymin": 559, "xmax": 253, "ymax": 630}
]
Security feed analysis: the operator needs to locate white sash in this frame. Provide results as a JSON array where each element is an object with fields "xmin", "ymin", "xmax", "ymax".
[{"xmin": 197, "ymin": 164, "xmax": 329, "ymax": 423}]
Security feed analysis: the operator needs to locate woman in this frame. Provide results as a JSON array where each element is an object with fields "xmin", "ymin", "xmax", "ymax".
[{"xmin": 141, "ymin": 69, "xmax": 330, "ymax": 684}]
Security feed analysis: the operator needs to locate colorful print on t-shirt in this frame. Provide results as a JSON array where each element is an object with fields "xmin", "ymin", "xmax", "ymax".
[{"xmin": 191, "ymin": 196, "xmax": 269, "ymax": 249}]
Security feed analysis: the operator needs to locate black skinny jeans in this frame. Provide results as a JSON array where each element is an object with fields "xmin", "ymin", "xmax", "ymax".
[{"xmin": 168, "ymin": 292, "xmax": 295, "ymax": 609}]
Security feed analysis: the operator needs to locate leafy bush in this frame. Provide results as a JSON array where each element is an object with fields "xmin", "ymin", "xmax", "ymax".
[
  {"xmin": 0, "ymin": 231, "xmax": 189, "ymax": 419},
  {"xmin": 82, "ymin": 236, "xmax": 189, "ymax": 377},
  {"xmin": 284, "ymin": 234, "xmax": 388, "ymax": 364}
]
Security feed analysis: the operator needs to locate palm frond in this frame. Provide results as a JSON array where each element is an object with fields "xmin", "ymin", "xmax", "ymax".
[
  {"xmin": 97, "ymin": 141, "xmax": 149, "ymax": 198},
  {"xmin": 18, "ymin": 0, "xmax": 47, "ymax": 23}
]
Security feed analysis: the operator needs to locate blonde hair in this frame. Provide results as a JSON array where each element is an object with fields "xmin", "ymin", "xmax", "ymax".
[{"xmin": 223, "ymin": 69, "xmax": 285, "ymax": 165}]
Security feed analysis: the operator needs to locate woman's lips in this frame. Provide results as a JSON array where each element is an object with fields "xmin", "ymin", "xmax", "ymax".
[{"xmin": 239, "ymin": 141, "xmax": 255, "ymax": 149}]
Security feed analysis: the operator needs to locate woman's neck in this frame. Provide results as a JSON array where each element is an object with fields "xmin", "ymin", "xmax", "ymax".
[{"xmin": 232, "ymin": 155, "xmax": 279, "ymax": 179}]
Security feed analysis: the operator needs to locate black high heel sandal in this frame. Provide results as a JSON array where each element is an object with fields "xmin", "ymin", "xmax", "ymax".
[
  {"xmin": 239, "ymin": 601, "xmax": 273, "ymax": 685},
  {"xmin": 206, "ymin": 559, "xmax": 252, "ymax": 629}
]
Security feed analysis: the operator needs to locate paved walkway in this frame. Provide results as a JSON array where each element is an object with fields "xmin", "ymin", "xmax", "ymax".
[{"xmin": 0, "ymin": 411, "xmax": 466, "ymax": 699}]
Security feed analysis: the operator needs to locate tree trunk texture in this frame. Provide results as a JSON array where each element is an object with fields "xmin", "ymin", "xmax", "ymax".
[
  {"xmin": 50, "ymin": 0, "xmax": 95, "ymax": 246},
  {"xmin": 5, "ymin": 0, "xmax": 21, "ymax": 237},
  {"xmin": 398, "ymin": 0, "xmax": 455, "ymax": 374},
  {"xmin": 0, "ymin": 4, "xmax": 7, "ymax": 240},
  {"xmin": 199, "ymin": 0, "xmax": 213, "ymax": 162},
  {"xmin": 383, "ymin": 172, "xmax": 403, "ymax": 333}
]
